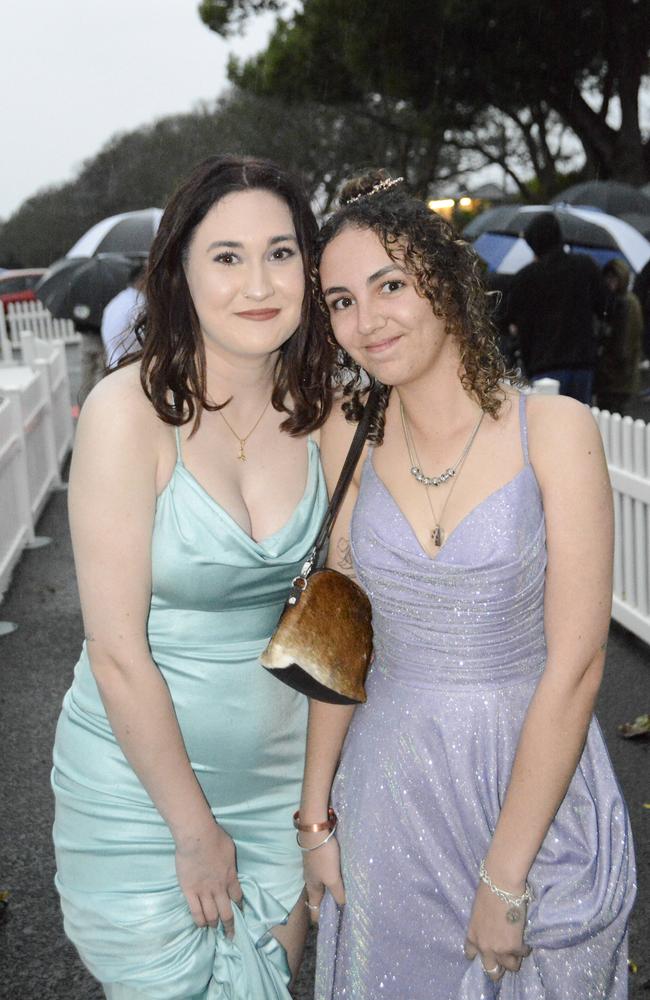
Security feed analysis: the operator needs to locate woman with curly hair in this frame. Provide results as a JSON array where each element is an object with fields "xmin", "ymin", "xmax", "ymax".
[
  {"xmin": 296, "ymin": 172, "xmax": 635, "ymax": 998},
  {"xmin": 51, "ymin": 155, "xmax": 333, "ymax": 998}
]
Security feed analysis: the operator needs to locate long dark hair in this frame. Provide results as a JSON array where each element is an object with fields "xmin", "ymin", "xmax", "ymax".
[
  {"xmin": 316, "ymin": 170, "xmax": 512, "ymax": 442},
  {"xmin": 121, "ymin": 155, "xmax": 333, "ymax": 434}
]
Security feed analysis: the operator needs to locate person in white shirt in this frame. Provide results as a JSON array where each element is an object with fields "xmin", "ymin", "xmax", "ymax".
[{"xmin": 101, "ymin": 263, "xmax": 145, "ymax": 366}]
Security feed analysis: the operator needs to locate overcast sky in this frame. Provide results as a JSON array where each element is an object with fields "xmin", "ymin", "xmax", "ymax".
[{"xmin": 0, "ymin": 0, "xmax": 278, "ymax": 219}]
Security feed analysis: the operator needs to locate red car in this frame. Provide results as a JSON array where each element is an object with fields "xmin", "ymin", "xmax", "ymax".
[{"xmin": 0, "ymin": 268, "xmax": 47, "ymax": 308}]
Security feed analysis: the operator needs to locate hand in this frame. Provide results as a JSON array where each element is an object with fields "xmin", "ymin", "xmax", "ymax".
[
  {"xmin": 464, "ymin": 882, "xmax": 531, "ymax": 982},
  {"xmin": 302, "ymin": 833, "xmax": 345, "ymax": 924},
  {"xmin": 175, "ymin": 820, "xmax": 243, "ymax": 936}
]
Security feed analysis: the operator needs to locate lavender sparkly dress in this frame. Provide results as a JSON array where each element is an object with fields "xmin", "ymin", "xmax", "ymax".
[{"xmin": 315, "ymin": 395, "xmax": 635, "ymax": 1000}]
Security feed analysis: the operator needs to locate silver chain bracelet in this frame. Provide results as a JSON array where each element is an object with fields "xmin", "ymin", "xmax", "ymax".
[{"xmin": 479, "ymin": 859, "xmax": 534, "ymax": 924}]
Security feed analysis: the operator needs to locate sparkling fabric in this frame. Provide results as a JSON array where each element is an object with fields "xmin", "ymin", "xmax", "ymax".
[
  {"xmin": 316, "ymin": 395, "xmax": 636, "ymax": 1000},
  {"xmin": 52, "ymin": 434, "xmax": 327, "ymax": 999}
]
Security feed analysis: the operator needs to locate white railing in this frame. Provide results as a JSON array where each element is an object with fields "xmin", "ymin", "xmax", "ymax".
[
  {"xmin": 19, "ymin": 331, "xmax": 73, "ymax": 468},
  {"xmin": 0, "ymin": 365, "xmax": 59, "ymax": 524},
  {"xmin": 0, "ymin": 393, "xmax": 33, "ymax": 600},
  {"xmin": 0, "ymin": 300, "xmax": 80, "ymax": 355},
  {"xmin": 0, "ymin": 332, "xmax": 76, "ymax": 605},
  {"xmin": 593, "ymin": 408, "xmax": 650, "ymax": 645}
]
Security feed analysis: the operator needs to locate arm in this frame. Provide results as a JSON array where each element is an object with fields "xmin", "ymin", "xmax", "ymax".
[
  {"xmin": 465, "ymin": 396, "xmax": 613, "ymax": 975},
  {"xmin": 300, "ymin": 402, "xmax": 364, "ymax": 915},
  {"xmin": 69, "ymin": 373, "xmax": 241, "ymax": 933}
]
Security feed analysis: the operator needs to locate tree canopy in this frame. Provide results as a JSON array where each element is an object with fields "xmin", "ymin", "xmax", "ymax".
[
  {"xmin": 0, "ymin": 89, "xmax": 451, "ymax": 267},
  {"xmin": 201, "ymin": 0, "xmax": 650, "ymax": 191}
]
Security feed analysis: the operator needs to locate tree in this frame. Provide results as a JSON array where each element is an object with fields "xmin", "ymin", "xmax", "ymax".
[
  {"xmin": 0, "ymin": 89, "xmax": 453, "ymax": 266},
  {"xmin": 200, "ymin": 0, "xmax": 650, "ymax": 189}
]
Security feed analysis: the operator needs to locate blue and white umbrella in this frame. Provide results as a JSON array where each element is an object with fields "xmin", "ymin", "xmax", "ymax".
[{"xmin": 469, "ymin": 204, "xmax": 650, "ymax": 275}]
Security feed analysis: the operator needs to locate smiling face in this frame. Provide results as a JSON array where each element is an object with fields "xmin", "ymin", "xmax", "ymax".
[
  {"xmin": 320, "ymin": 225, "xmax": 460, "ymax": 387},
  {"xmin": 183, "ymin": 188, "xmax": 305, "ymax": 364}
]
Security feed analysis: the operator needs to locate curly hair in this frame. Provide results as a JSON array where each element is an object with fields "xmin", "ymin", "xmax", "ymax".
[
  {"xmin": 117, "ymin": 155, "xmax": 334, "ymax": 435},
  {"xmin": 315, "ymin": 170, "xmax": 514, "ymax": 442}
]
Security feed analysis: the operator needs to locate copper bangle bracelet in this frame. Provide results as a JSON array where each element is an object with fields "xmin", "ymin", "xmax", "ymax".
[{"xmin": 293, "ymin": 807, "xmax": 337, "ymax": 833}]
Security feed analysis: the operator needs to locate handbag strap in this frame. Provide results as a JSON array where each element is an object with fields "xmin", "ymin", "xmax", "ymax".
[{"xmin": 301, "ymin": 383, "xmax": 381, "ymax": 575}]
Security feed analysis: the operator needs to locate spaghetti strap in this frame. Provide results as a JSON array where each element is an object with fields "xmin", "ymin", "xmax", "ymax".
[
  {"xmin": 518, "ymin": 392, "xmax": 530, "ymax": 465},
  {"xmin": 174, "ymin": 426, "xmax": 184, "ymax": 465}
]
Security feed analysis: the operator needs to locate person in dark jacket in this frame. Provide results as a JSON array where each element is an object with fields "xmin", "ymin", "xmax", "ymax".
[
  {"xmin": 506, "ymin": 213, "xmax": 606, "ymax": 403},
  {"xmin": 595, "ymin": 258, "xmax": 643, "ymax": 416}
]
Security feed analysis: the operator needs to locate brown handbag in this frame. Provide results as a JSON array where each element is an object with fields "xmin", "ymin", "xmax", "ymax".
[{"xmin": 260, "ymin": 387, "xmax": 379, "ymax": 704}]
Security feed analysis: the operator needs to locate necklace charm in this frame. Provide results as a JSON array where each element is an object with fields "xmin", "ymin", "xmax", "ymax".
[
  {"xmin": 218, "ymin": 397, "xmax": 272, "ymax": 462},
  {"xmin": 431, "ymin": 526, "xmax": 443, "ymax": 547}
]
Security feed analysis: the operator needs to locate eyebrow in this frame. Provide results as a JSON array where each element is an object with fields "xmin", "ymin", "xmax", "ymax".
[
  {"xmin": 205, "ymin": 234, "xmax": 298, "ymax": 253},
  {"xmin": 323, "ymin": 263, "xmax": 402, "ymax": 297}
]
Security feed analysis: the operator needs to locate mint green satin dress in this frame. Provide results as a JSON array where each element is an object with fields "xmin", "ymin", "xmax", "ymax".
[{"xmin": 52, "ymin": 431, "xmax": 327, "ymax": 999}]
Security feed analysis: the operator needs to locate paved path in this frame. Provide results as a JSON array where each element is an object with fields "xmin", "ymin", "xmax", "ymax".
[{"xmin": 0, "ymin": 351, "xmax": 647, "ymax": 997}]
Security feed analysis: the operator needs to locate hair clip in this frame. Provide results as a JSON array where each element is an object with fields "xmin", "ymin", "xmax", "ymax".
[{"xmin": 343, "ymin": 176, "xmax": 404, "ymax": 205}]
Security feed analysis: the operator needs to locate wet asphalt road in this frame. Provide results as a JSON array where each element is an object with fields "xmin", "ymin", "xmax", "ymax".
[{"xmin": 0, "ymin": 346, "xmax": 647, "ymax": 999}]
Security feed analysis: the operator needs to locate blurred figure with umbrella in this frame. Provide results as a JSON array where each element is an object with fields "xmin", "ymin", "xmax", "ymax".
[
  {"xmin": 506, "ymin": 213, "xmax": 606, "ymax": 402},
  {"xmin": 101, "ymin": 260, "xmax": 146, "ymax": 367},
  {"xmin": 36, "ymin": 253, "xmax": 135, "ymax": 402},
  {"xmin": 595, "ymin": 258, "xmax": 643, "ymax": 416}
]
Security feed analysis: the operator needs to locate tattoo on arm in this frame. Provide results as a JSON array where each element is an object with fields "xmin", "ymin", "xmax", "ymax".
[{"xmin": 336, "ymin": 538, "xmax": 354, "ymax": 574}]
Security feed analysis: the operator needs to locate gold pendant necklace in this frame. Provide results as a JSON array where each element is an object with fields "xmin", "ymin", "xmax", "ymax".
[
  {"xmin": 218, "ymin": 397, "xmax": 272, "ymax": 461},
  {"xmin": 400, "ymin": 402, "xmax": 485, "ymax": 547}
]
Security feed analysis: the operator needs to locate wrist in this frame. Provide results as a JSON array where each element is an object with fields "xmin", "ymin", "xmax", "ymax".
[
  {"xmin": 297, "ymin": 823, "xmax": 338, "ymax": 853},
  {"xmin": 294, "ymin": 807, "xmax": 336, "ymax": 832},
  {"xmin": 171, "ymin": 811, "xmax": 218, "ymax": 848},
  {"xmin": 298, "ymin": 800, "xmax": 333, "ymax": 825},
  {"xmin": 479, "ymin": 858, "xmax": 533, "ymax": 911},
  {"xmin": 483, "ymin": 852, "xmax": 529, "ymax": 894}
]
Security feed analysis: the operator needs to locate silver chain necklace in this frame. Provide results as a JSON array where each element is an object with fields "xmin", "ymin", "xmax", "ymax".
[
  {"xmin": 400, "ymin": 401, "xmax": 484, "ymax": 486},
  {"xmin": 400, "ymin": 402, "xmax": 485, "ymax": 547}
]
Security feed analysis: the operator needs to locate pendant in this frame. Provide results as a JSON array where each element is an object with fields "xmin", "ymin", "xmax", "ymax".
[
  {"xmin": 237, "ymin": 441, "xmax": 247, "ymax": 462},
  {"xmin": 431, "ymin": 525, "xmax": 443, "ymax": 547},
  {"xmin": 505, "ymin": 907, "xmax": 522, "ymax": 924}
]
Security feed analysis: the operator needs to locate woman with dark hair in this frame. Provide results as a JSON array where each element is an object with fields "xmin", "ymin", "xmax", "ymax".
[
  {"xmin": 297, "ymin": 172, "xmax": 635, "ymax": 998},
  {"xmin": 51, "ymin": 155, "xmax": 332, "ymax": 999}
]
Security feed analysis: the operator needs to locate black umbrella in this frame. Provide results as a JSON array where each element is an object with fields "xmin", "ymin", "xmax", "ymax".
[
  {"xmin": 551, "ymin": 180, "xmax": 650, "ymax": 217},
  {"xmin": 466, "ymin": 204, "xmax": 625, "ymax": 250},
  {"xmin": 66, "ymin": 208, "xmax": 162, "ymax": 257},
  {"xmin": 36, "ymin": 254, "xmax": 136, "ymax": 331},
  {"xmin": 462, "ymin": 205, "xmax": 523, "ymax": 239},
  {"xmin": 497, "ymin": 207, "xmax": 621, "ymax": 249}
]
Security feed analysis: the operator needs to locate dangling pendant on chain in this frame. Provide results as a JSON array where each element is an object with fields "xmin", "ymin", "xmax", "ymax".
[
  {"xmin": 237, "ymin": 440, "xmax": 247, "ymax": 462},
  {"xmin": 431, "ymin": 525, "xmax": 443, "ymax": 547}
]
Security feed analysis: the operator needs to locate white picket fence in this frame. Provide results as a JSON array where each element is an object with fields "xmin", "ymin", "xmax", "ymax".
[
  {"xmin": 0, "ymin": 299, "xmax": 79, "ymax": 362},
  {"xmin": 594, "ymin": 408, "xmax": 650, "ymax": 644},
  {"xmin": 0, "ymin": 332, "xmax": 73, "ymax": 605}
]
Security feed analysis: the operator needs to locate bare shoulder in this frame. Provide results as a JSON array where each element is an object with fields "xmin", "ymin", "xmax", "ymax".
[
  {"xmin": 75, "ymin": 363, "xmax": 163, "ymax": 465},
  {"xmin": 79, "ymin": 363, "xmax": 157, "ymax": 433},
  {"xmin": 525, "ymin": 394, "xmax": 606, "ymax": 482},
  {"xmin": 526, "ymin": 393, "xmax": 601, "ymax": 446}
]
